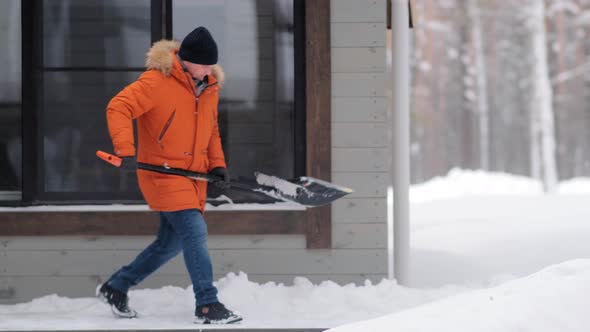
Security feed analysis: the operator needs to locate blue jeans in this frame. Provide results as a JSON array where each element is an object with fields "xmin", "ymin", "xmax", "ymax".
[{"xmin": 106, "ymin": 209, "xmax": 218, "ymax": 306}]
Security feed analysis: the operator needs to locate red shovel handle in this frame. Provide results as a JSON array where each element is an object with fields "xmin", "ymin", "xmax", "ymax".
[{"xmin": 96, "ymin": 150, "xmax": 122, "ymax": 167}]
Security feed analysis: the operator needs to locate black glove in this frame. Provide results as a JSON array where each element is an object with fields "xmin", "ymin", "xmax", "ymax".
[
  {"xmin": 209, "ymin": 167, "xmax": 230, "ymax": 190},
  {"xmin": 120, "ymin": 156, "xmax": 137, "ymax": 172}
]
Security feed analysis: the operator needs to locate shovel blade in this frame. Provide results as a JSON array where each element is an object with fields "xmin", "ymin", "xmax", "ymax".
[
  {"xmin": 255, "ymin": 173, "xmax": 354, "ymax": 207},
  {"xmin": 292, "ymin": 176, "xmax": 354, "ymax": 207}
]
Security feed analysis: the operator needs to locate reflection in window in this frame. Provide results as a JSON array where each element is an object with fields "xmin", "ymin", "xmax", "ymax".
[
  {"xmin": 43, "ymin": 0, "xmax": 150, "ymax": 68},
  {"xmin": 40, "ymin": 0, "xmax": 149, "ymax": 195},
  {"xmin": 0, "ymin": 0, "xmax": 22, "ymax": 195},
  {"xmin": 42, "ymin": 72, "xmax": 144, "ymax": 194},
  {"xmin": 173, "ymin": 0, "xmax": 297, "ymax": 179}
]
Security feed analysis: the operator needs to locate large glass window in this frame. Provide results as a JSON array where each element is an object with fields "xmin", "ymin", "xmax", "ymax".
[
  {"xmin": 0, "ymin": 0, "xmax": 21, "ymax": 198},
  {"xmin": 173, "ymin": 0, "xmax": 299, "ymax": 179},
  {"xmin": 43, "ymin": 0, "xmax": 149, "ymax": 68},
  {"xmin": 16, "ymin": 0, "xmax": 301, "ymax": 204},
  {"xmin": 39, "ymin": 0, "xmax": 150, "ymax": 198}
]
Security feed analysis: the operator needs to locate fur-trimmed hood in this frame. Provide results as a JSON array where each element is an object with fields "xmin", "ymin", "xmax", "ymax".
[{"xmin": 145, "ymin": 39, "xmax": 225, "ymax": 87}]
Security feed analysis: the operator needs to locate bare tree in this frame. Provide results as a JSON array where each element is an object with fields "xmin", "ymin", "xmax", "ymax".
[
  {"xmin": 529, "ymin": 0, "xmax": 559, "ymax": 192},
  {"xmin": 468, "ymin": 0, "xmax": 490, "ymax": 170}
]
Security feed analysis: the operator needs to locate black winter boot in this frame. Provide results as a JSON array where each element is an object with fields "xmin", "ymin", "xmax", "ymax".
[
  {"xmin": 96, "ymin": 283, "xmax": 138, "ymax": 318},
  {"xmin": 194, "ymin": 301, "xmax": 242, "ymax": 324}
]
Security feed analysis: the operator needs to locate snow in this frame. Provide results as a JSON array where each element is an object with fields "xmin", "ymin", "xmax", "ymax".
[
  {"xmin": 330, "ymin": 260, "xmax": 590, "ymax": 332},
  {"xmin": 0, "ymin": 274, "xmax": 465, "ymax": 330},
  {"xmin": 410, "ymin": 168, "xmax": 590, "ymax": 203},
  {"xmin": 410, "ymin": 168, "xmax": 544, "ymax": 203},
  {"xmin": 255, "ymin": 172, "xmax": 300, "ymax": 197},
  {"xmin": 2, "ymin": 170, "xmax": 590, "ymax": 331},
  {"xmin": 559, "ymin": 177, "xmax": 590, "ymax": 194},
  {"xmin": 299, "ymin": 176, "xmax": 354, "ymax": 194},
  {"xmin": 410, "ymin": 194, "xmax": 590, "ymax": 288}
]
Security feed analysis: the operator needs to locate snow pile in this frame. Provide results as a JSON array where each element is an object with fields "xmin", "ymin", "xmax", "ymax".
[
  {"xmin": 5, "ymin": 260, "xmax": 589, "ymax": 331},
  {"xmin": 329, "ymin": 259, "xmax": 590, "ymax": 332},
  {"xmin": 0, "ymin": 273, "xmax": 466, "ymax": 330},
  {"xmin": 215, "ymin": 273, "xmax": 464, "ymax": 326},
  {"xmin": 558, "ymin": 177, "xmax": 590, "ymax": 194},
  {"xmin": 410, "ymin": 168, "xmax": 590, "ymax": 203}
]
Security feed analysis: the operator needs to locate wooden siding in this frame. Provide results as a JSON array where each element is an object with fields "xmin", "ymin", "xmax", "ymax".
[
  {"xmin": 331, "ymin": 23, "xmax": 386, "ymax": 47},
  {"xmin": 332, "ymin": 173, "xmax": 388, "ymax": 198},
  {"xmin": 329, "ymin": 0, "xmax": 389, "ymax": 290},
  {"xmin": 2, "ymin": 249, "xmax": 386, "ymax": 276},
  {"xmin": 332, "ymin": 48, "xmax": 386, "ymax": 73},
  {"xmin": 0, "ymin": 235, "xmax": 387, "ymax": 304},
  {"xmin": 0, "ymin": 211, "xmax": 307, "ymax": 236},
  {"xmin": 332, "ymin": 123, "xmax": 389, "ymax": 148},
  {"xmin": 332, "ymin": 148, "xmax": 390, "ymax": 172},
  {"xmin": 332, "ymin": 73, "xmax": 387, "ymax": 97},
  {"xmin": 0, "ymin": 235, "xmax": 307, "ymax": 251},
  {"xmin": 331, "ymin": 0, "xmax": 385, "ymax": 23},
  {"xmin": 331, "ymin": 97, "xmax": 387, "ymax": 122},
  {"xmin": 332, "ymin": 198, "xmax": 387, "ymax": 223}
]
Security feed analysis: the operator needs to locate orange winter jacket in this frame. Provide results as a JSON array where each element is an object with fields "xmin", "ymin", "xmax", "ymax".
[{"xmin": 106, "ymin": 40, "xmax": 226, "ymax": 212}]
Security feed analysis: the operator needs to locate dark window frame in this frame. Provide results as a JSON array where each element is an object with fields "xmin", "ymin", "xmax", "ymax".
[
  {"xmin": 2, "ymin": 0, "xmax": 331, "ymax": 249},
  {"xmin": 24, "ymin": 0, "xmax": 153, "ymax": 203}
]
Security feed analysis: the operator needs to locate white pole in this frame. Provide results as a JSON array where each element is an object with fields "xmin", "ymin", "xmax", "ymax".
[{"xmin": 391, "ymin": 0, "xmax": 410, "ymax": 286}]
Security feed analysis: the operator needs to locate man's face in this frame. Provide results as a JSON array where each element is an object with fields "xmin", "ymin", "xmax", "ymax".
[{"xmin": 184, "ymin": 61, "xmax": 213, "ymax": 81}]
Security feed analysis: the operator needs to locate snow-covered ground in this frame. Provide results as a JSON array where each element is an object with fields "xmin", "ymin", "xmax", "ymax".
[
  {"xmin": 331, "ymin": 259, "xmax": 590, "ymax": 332},
  {"xmin": 409, "ymin": 169, "xmax": 590, "ymax": 288},
  {"xmin": 1, "ymin": 169, "xmax": 590, "ymax": 331}
]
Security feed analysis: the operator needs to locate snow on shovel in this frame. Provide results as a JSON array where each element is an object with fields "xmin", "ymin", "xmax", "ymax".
[{"xmin": 96, "ymin": 150, "xmax": 353, "ymax": 207}]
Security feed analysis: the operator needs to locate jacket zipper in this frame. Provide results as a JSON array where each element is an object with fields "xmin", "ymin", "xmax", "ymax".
[
  {"xmin": 196, "ymin": 81, "xmax": 218, "ymax": 100},
  {"xmin": 193, "ymin": 81, "xmax": 218, "ymax": 169},
  {"xmin": 157, "ymin": 109, "xmax": 176, "ymax": 143},
  {"xmin": 181, "ymin": 72, "xmax": 219, "ymax": 170}
]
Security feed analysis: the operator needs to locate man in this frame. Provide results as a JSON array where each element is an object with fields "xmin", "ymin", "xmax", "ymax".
[{"xmin": 96, "ymin": 27, "xmax": 242, "ymax": 325}]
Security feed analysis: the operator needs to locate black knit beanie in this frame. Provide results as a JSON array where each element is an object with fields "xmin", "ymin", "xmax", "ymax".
[{"xmin": 178, "ymin": 27, "xmax": 218, "ymax": 65}]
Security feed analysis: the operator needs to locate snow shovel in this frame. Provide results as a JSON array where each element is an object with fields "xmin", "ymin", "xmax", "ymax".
[{"xmin": 96, "ymin": 150, "xmax": 353, "ymax": 207}]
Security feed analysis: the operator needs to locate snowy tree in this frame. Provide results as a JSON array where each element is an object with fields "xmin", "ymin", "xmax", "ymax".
[
  {"xmin": 546, "ymin": 0, "xmax": 590, "ymax": 179},
  {"xmin": 467, "ymin": 0, "xmax": 490, "ymax": 170},
  {"xmin": 528, "ymin": 0, "xmax": 559, "ymax": 192},
  {"xmin": 407, "ymin": 0, "xmax": 590, "ymax": 185}
]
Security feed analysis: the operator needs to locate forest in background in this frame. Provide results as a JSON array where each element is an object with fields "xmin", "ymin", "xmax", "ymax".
[{"xmin": 405, "ymin": 0, "xmax": 590, "ymax": 190}]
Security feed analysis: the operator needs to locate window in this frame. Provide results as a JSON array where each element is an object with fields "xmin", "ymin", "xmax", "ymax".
[
  {"xmin": 19, "ymin": 0, "xmax": 302, "ymax": 203},
  {"xmin": 0, "ymin": 0, "xmax": 22, "ymax": 199},
  {"xmin": 31, "ymin": 0, "xmax": 151, "ymax": 201},
  {"xmin": 173, "ymin": 0, "xmax": 303, "ymax": 180}
]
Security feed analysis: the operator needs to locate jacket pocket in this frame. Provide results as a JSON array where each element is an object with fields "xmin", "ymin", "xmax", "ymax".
[{"xmin": 157, "ymin": 109, "xmax": 176, "ymax": 144}]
